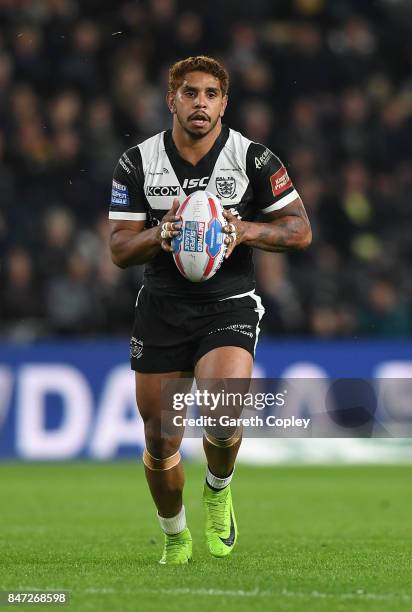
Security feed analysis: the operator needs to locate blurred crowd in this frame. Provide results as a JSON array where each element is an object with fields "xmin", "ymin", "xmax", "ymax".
[{"xmin": 1, "ymin": 0, "xmax": 412, "ymax": 339}]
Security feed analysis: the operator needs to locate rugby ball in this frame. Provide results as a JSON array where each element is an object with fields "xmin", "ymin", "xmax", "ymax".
[{"xmin": 171, "ymin": 190, "xmax": 227, "ymax": 282}]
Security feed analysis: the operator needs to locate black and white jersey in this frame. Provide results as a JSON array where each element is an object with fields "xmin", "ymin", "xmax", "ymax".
[{"xmin": 109, "ymin": 125, "xmax": 299, "ymax": 301}]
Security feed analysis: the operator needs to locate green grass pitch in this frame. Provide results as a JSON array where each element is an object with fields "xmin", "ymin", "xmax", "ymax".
[{"xmin": 1, "ymin": 463, "xmax": 411, "ymax": 611}]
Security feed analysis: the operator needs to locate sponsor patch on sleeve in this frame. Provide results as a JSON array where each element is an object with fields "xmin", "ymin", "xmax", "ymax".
[
  {"xmin": 270, "ymin": 167, "xmax": 292, "ymax": 198},
  {"xmin": 111, "ymin": 179, "xmax": 130, "ymax": 206}
]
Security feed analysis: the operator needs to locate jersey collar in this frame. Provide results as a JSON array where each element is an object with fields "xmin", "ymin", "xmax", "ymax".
[{"xmin": 164, "ymin": 125, "xmax": 230, "ymax": 169}]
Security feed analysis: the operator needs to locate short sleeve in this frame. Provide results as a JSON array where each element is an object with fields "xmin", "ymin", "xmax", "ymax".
[
  {"xmin": 109, "ymin": 147, "xmax": 147, "ymax": 221},
  {"xmin": 246, "ymin": 143, "xmax": 299, "ymax": 214}
]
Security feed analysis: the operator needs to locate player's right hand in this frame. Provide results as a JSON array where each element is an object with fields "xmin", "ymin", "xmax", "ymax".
[{"xmin": 158, "ymin": 198, "xmax": 182, "ymax": 252}]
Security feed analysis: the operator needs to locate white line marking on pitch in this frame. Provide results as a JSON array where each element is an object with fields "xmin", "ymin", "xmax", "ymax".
[
  {"xmin": 8, "ymin": 586, "xmax": 411, "ymax": 602},
  {"xmin": 281, "ymin": 589, "xmax": 411, "ymax": 602},
  {"xmin": 83, "ymin": 587, "xmax": 410, "ymax": 601}
]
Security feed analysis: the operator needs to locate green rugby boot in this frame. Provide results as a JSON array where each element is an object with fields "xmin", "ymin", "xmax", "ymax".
[
  {"xmin": 203, "ymin": 483, "xmax": 238, "ymax": 558},
  {"xmin": 159, "ymin": 527, "xmax": 192, "ymax": 565}
]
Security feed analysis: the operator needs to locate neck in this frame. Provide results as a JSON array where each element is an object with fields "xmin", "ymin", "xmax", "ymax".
[{"xmin": 171, "ymin": 121, "xmax": 222, "ymax": 165}]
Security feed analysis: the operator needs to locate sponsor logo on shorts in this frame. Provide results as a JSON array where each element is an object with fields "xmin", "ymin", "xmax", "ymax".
[
  {"xmin": 208, "ymin": 323, "xmax": 254, "ymax": 339},
  {"xmin": 255, "ymin": 148, "xmax": 272, "ymax": 169},
  {"xmin": 130, "ymin": 337, "xmax": 143, "ymax": 359},
  {"xmin": 270, "ymin": 167, "xmax": 292, "ymax": 197},
  {"xmin": 215, "ymin": 176, "xmax": 236, "ymax": 199},
  {"xmin": 184, "ymin": 221, "xmax": 205, "ymax": 252},
  {"xmin": 146, "ymin": 186, "xmax": 180, "ymax": 196},
  {"xmin": 111, "ymin": 180, "xmax": 129, "ymax": 206}
]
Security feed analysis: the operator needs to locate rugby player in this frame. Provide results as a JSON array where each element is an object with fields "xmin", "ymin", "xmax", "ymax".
[{"xmin": 109, "ymin": 56, "xmax": 311, "ymax": 564}]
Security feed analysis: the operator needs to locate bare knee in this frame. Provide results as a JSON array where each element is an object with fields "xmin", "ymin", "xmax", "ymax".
[{"xmin": 144, "ymin": 417, "xmax": 181, "ymax": 458}]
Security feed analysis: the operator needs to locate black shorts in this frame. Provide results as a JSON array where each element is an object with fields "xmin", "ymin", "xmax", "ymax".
[{"xmin": 130, "ymin": 286, "xmax": 265, "ymax": 373}]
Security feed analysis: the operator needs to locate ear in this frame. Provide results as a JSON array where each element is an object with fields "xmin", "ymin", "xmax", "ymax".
[
  {"xmin": 220, "ymin": 94, "xmax": 228, "ymax": 117},
  {"xmin": 166, "ymin": 92, "xmax": 176, "ymax": 114}
]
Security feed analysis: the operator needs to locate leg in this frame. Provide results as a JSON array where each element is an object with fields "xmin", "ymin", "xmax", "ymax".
[
  {"xmin": 202, "ymin": 431, "xmax": 242, "ymax": 478},
  {"xmin": 195, "ymin": 346, "xmax": 252, "ymax": 477},
  {"xmin": 136, "ymin": 371, "xmax": 192, "ymax": 518},
  {"xmin": 195, "ymin": 346, "xmax": 253, "ymax": 557},
  {"xmin": 131, "ymin": 287, "xmax": 197, "ymax": 563},
  {"xmin": 136, "ymin": 370, "xmax": 193, "ymax": 564}
]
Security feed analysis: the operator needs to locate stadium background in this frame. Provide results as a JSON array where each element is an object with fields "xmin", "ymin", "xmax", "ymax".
[
  {"xmin": 1, "ymin": 0, "xmax": 412, "ymax": 462},
  {"xmin": 1, "ymin": 3, "xmax": 412, "ymax": 610}
]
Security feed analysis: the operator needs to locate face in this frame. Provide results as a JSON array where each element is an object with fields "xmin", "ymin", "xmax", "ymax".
[{"xmin": 168, "ymin": 70, "xmax": 228, "ymax": 139}]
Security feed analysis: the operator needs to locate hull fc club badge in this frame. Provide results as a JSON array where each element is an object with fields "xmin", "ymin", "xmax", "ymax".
[
  {"xmin": 130, "ymin": 337, "xmax": 143, "ymax": 359},
  {"xmin": 215, "ymin": 176, "xmax": 236, "ymax": 199}
]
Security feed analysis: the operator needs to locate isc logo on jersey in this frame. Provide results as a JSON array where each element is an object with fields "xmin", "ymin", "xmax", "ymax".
[
  {"xmin": 182, "ymin": 176, "xmax": 209, "ymax": 189},
  {"xmin": 171, "ymin": 190, "xmax": 227, "ymax": 282}
]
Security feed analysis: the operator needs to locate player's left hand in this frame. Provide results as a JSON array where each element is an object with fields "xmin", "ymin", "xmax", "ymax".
[{"xmin": 222, "ymin": 209, "xmax": 246, "ymax": 259}]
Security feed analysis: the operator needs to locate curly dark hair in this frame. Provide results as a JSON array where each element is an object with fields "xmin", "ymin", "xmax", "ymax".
[{"xmin": 168, "ymin": 55, "xmax": 229, "ymax": 96}]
